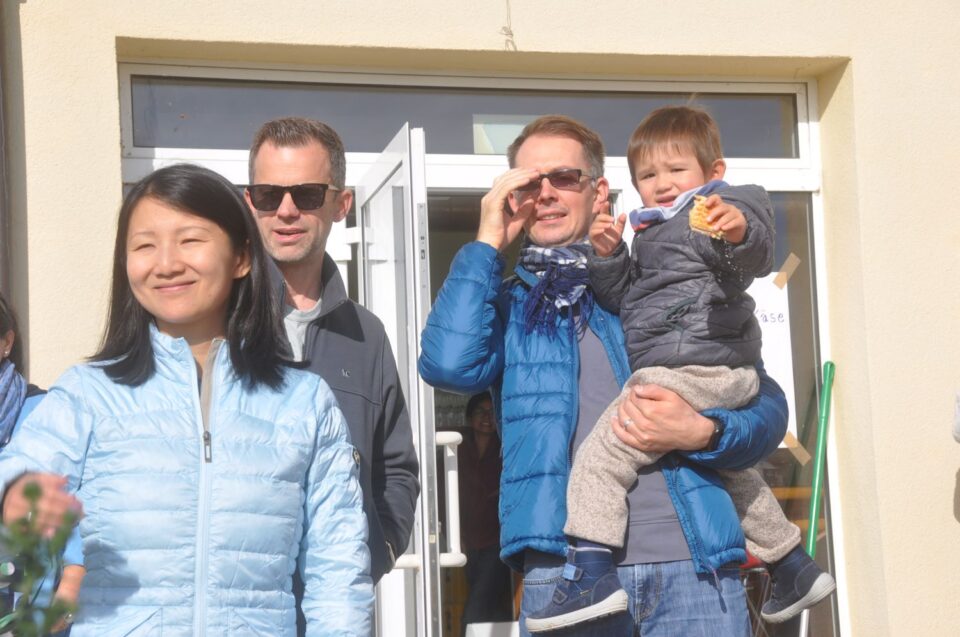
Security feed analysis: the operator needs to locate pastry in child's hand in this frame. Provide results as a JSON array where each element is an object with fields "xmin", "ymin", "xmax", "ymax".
[{"xmin": 689, "ymin": 195, "xmax": 723, "ymax": 239}]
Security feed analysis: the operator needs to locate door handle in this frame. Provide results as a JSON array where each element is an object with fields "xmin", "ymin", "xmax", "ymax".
[{"xmin": 394, "ymin": 431, "xmax": 467, "ymax": 570}]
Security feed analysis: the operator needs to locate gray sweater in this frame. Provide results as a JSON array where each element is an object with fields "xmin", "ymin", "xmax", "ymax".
[{"xmin": 589, "ymin": 184, "xmax": 775, "ymax": 372}]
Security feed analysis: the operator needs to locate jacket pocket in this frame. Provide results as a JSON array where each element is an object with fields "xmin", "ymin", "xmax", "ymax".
[
  {"xmin": 662, "ymin": 297, "xmax": 697, "ymax": 327},
  {"xmin": 81, "ymin": 606, "xmax": 162, "ymax": 637},
  {"xmin": 230, "ymin": 607, "xmax": 286, "ymax": 636}
]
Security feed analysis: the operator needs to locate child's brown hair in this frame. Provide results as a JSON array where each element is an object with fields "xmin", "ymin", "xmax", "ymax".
[{"xmin": 626, "ymin": 105, "xmax": 723, "ymax": 188}]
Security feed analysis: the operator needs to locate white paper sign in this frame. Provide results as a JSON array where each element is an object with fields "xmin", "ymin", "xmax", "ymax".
[{"xmin": 748, "ymin": 273, "xmax": 797, "ymax": 440}]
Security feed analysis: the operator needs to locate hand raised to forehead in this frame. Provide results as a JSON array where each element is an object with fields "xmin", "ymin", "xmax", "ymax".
[{"xmin": 476, "ymin": 168, "xmax": 540, "ymax": 252}]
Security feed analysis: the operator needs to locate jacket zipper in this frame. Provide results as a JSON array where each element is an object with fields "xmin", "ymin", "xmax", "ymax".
[
  {"xmin": 568, "ymin": 317, "xmax": 580, "ymax": 472},
  {"xmin": 193, "ymin": 339, "xmax": 222, "ymax": 637},
  {"xmin": 199, "ymin": 347, "xmax": 217, "ymax": 463}
]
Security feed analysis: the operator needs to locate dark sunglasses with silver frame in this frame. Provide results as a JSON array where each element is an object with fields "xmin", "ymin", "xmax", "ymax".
[
  {"xmin": 513, "ymin": 168, "xmax": 597, "ymax": 195},
  {"xmin": 245, "ymin": 183, "xmax": 340, "ymax": 212}
]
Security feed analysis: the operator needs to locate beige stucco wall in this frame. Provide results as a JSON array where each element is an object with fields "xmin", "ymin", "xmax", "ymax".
[{"xmin": 3, "ymin": 1, "xmax": 960, "ymax": 634}]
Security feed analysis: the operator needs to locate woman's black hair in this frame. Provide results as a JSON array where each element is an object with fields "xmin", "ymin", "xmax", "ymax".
[
  {"xmin": 465, "ymin": 391, "xmax": 492, "ymax": 419},
  {"xmin": 0, "ymin": 292, "xmax": 24, "ymax": 373},
  {"xmin": 91, "ymin": 163, "xmax": 290, "ymax": 389}
]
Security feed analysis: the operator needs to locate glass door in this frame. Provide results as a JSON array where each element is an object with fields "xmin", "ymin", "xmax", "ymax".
[{"xmin": 355, "ymin": 124, "xmax": 462, "ymax": 637}]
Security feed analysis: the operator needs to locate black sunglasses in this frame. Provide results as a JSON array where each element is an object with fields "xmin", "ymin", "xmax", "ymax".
[
  {"xmin": 514, "ymin": 168, "xmax": 596, "ymax": 194},
  {"xmin": 246, "ymin": 183, "xmax": 340, "ymax": 211}
]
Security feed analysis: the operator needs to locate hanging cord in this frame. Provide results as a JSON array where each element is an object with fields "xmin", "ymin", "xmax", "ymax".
[{"xmin": 501, "ymin": 0, "xmax": 518, "ymax": 50}]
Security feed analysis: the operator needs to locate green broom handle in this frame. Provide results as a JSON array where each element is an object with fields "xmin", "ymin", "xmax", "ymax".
[{"xmin": 805, "ymin": 361, "xmax": 835, "ymax": 557}]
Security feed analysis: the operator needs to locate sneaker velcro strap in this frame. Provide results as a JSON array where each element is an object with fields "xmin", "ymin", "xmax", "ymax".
[{"xmin": 561, "ymin": 563, "xmax": 582, "ymax": 581}]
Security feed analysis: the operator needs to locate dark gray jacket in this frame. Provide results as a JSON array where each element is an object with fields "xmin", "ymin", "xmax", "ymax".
[
  {"xmin": 275, "ymin": 254, "xmax": 420, "ymax": 583},
  {"xmin": 589, "ymin": 184, "xmax": 775, "ymax": 371}
]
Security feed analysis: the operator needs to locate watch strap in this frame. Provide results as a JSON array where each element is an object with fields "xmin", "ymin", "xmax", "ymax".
[{"xmin": 706, "ymin": 417, "xmax": 725, "ymax": 452}]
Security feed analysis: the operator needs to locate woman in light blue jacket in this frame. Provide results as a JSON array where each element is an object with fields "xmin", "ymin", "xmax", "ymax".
[{"xmin": 0, "ymin": 164, "xmax": 373, "ymax": 636}]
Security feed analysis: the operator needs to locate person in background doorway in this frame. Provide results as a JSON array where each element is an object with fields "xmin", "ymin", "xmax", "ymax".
[{"xmin": 459, "ymin": 391, "xmax": 512, "ymax": 634}]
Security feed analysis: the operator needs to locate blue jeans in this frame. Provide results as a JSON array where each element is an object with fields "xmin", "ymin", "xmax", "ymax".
[{"xmin": 520, "ymin": 552, "xmax": 750, "ymax": 637}]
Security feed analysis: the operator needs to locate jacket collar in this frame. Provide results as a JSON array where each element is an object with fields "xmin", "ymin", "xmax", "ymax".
[
  {"xmin": 513, "ymin": 262, "xmax": 539, "ymax": 288},
  {"xmin": 148, "ymin": 322, "xmax": 193, "ymax": 359},
  {"xmin": 316, "ymin": 253, "xmax": 350, "ymax": 319},
  {"xmin": 147, "ymin": 323, "xmax": 228, "ymax": 369},
  {"xmin": 270, "ymin": 252, "xmax": 351, "ymax": 319}
]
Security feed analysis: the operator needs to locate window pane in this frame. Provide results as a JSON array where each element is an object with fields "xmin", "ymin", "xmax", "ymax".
[
  {"xmin": 768, "ymin": 192, "xmax": 819, "ymax": 441},
  {"xmin": 131, "ymin": 76, "xmax": 798, "ymax": 158},
  {"xmin": 757, "ymin": 192, "xmax": 837, "ymax": 636}
]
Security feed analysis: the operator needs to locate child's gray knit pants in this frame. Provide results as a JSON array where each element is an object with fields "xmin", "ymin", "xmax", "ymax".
[{"xmin": 564, "ymin": 364, "xmax": 801, "ymax": 563}]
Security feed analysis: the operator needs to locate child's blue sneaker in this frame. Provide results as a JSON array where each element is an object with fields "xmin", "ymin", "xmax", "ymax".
[
  {"xmin": 525, "ymin": 547, "xmax": 628, "ymax": 633},
  {"xmin": 760, "ymin": 546, "xmax": 836, "ymax": 623}
]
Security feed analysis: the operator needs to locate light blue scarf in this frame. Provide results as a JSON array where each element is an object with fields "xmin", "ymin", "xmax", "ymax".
[{"xmin": 629, "ymin": 180, "xmax": 728, "ymax": 231}]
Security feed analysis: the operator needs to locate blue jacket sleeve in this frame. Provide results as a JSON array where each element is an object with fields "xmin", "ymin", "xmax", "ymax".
[
  {"xmin": 3, "ymin": 392, "xmax": 43, "ymax": 447},
  {"xmin": 300, "ymin": 382, "xmax": 374, "ymax": 636},
  {"xmin": 418, "ymin": 241, "xmax": 507, "ymax": 394},
  {"xmin": 63, "ymin": 527, "xmax": 84, "ymax": 566},
  {"xmin": 6, "ymin": 391, "xmax": 86, "ymax": 572},
  {"xmin": 681, "ymin": 361, "xmax": 788, "ymax": 471},
  {"xmin": 0, "ymin": 369, "xmax": 92, "ymax": 506}
]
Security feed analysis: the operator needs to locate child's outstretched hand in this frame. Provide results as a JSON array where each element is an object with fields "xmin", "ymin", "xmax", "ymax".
[
  {"xmin": 590, "ymin": 202, "xmax": 627, "ymax": 257},
  {"xmin": 703, "ymin": 194, "xmax": 747, "ymax": 244}
]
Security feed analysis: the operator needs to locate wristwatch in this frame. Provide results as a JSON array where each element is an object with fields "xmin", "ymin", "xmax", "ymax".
[{"xmin": 705, "ymin": 417, "xmax": 725, "ymax": 452}]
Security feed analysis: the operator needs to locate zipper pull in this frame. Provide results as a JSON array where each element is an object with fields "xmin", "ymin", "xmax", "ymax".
[{"xmin": 203, "ymin": 431, "xmax": 213, "ymax": 463}]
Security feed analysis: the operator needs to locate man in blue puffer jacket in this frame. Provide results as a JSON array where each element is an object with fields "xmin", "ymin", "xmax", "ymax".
[{"xmin": 418, "ymin": 115, "xmax": 788, "ymax": 637}]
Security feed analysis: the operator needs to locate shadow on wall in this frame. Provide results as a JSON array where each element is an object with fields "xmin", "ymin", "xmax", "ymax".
[{"xmin": 0, "ymin": 2, "xmax": 32, "ymax": 375}]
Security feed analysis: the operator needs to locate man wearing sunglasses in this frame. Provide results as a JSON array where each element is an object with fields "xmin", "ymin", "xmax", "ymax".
[
  {"xmin": 419, "ymin": 115, "xmax": 787, "ymax": 636},
  {"xmin": 245, "ymin": 117, "xmax": 420, "ymax": 623}
]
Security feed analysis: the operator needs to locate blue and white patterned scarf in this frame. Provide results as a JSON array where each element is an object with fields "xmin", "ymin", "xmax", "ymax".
[
  {"xmin": 0, "ymin": 359, "xmax": 26, "ymax": 448},
  {"xmin": 517, "ymin": 239, "xmax": 594, "ymax": 337}
]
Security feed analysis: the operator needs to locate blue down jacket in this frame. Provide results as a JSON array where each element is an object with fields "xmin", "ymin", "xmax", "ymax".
[
  {"xmin": 0, "ymin": 328, "xmax": 373, "ymax": 636},
  {"xmin": 419, "ymin": 242, "xmax": 788, "ymax": 574}
]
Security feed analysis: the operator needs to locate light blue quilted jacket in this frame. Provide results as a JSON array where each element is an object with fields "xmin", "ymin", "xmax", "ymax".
[{"xmin": 0, "ymin": 328, "xmax": 373, "ymax": 636}]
